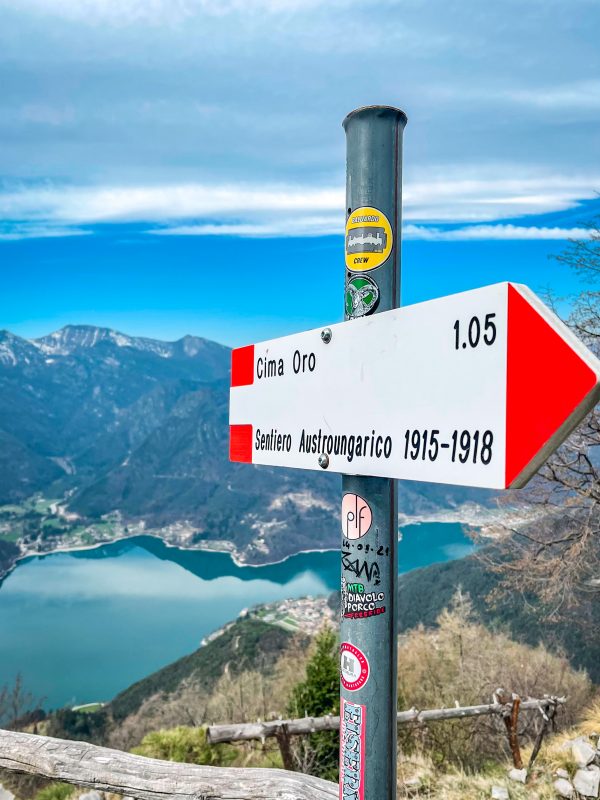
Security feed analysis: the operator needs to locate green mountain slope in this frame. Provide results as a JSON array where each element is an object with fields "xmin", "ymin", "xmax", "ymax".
[
  {"xmin": 109, "ymin": 617, "xmax": 299, "ymax": 721},
  {"xmin": 0, "ymin": 324, "xmax": 496, "ymax": 570},
  {"xmin": 0, "ymin": 539, "xmax": 19, "ymax": 577}
]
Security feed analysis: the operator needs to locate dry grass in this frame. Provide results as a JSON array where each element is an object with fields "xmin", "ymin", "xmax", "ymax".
[
  {"xmin": 518, "ymin": 690, "xmax": 600, "ymax": 778},
  {"xmin": 392, "ymin": 692, "xmax": 600, "ymax": 798},
  {"xmin": 578, "ymin": 697, "xmax": 600, "ymax": 739},
  {"xmin": 397, "ymin": 748, "xmax": 557, "ymax": 799},
  {"xmin": 397, "ymin": 592, "xmax": 593, "ymax": 770}
]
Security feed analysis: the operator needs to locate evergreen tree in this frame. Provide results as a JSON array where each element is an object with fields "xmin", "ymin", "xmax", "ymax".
[{"xmin": 287, "ymin": 626, "xmax": 339, "ymax": 780}]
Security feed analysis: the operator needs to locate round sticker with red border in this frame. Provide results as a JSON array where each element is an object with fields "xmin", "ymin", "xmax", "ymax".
[{"xmin": 340, "ymin": 642, "xmax": 370, "ymax": 691}]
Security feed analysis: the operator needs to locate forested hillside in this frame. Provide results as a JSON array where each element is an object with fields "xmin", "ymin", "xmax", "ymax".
[
  {"xmin": 0, "ymin": 324, "xmax": 496, "ymax": 573},
  {"xmin": 398, "ymin": 553, "xmax": 600, "ymax": 682},
  {"xmin": 110, "ymin": 618, "xmax": 299, "ymax": 722}
]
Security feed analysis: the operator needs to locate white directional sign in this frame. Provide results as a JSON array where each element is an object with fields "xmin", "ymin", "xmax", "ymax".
[{"xmin": 229, "ymin": 282, "xmax": 600, "ymax": 489}]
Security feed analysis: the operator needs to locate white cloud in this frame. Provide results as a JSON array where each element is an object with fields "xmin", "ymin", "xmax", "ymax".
[
  {"xmin": 5, "ymin": 0, "xmax": 334, "ymax": 24},
  {"xmin": 152, "ymin": 222, "xmax": 594, "ymax": 241},
  {"xmin": 2, "ymin": 0, "xmax": 600, "ymax": 193},
  {"xmin": 152, "ymin": 217, "xmax": 342, "ymax": 238},
  {"xmin": 507, "ymin": 81, "xmax": 600, "ymax": 111},
  {"xmin": 404, "ymin": 224, "xmax": 593, "ymax": 242},
  {"xmin": 0, "ymin": 223, "xmax": 90, "ymax": 241},
  {"xmin": 0, "ymin": 172, "xmax": 597, "ymax": 241},
  {"xmin": 0, "ymin": 183, "xmax": 342, "ymax": 223},
  {"xmin": 403, "ymin": 174, "xmax": 600, "ymax": 222},
  {"xmin": 428, "ymin": 80, "xmax": 600, "ymax": 112}
]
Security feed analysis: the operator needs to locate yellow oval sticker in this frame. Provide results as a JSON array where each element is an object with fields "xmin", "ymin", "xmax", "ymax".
[{"xmin": 345, "ymin": 206, "xmax": 393, "ymax": 272}]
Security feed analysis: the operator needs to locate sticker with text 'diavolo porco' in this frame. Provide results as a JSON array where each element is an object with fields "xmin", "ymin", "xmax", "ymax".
[{"xmin": 345, "ymin": 206, "xmax": 393, "ymax": 272}]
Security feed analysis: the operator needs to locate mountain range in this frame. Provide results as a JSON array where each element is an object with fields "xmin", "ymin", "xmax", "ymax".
[{"xmin": 0, "ymin": 325, "xmax": 495, "ymax": 564}]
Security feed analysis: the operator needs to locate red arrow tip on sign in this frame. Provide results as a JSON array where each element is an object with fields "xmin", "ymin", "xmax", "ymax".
[{"xmin": 506, "ymin": 285, "xmax": 599, "ymax": 488}]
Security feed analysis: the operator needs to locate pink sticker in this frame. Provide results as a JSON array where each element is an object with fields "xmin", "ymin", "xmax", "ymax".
[
  {"xmin": 342, "ymin": 493, "xmax": 372, "ymax": 540},
  {"xmin": 340, "ymin": 698, "xmax": 366, "ymax": 800},
  {"xmin": 340, "ymin": 642, "xmax": 369, "ymax": 691}
]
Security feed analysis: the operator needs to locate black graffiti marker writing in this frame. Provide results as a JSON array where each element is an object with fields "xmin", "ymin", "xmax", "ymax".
[{"xmin": 342, "ymin": 550, "xmax": 381, "ymax": 584}]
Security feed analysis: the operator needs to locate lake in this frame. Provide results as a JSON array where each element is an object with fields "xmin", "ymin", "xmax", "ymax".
[{"xmin": 0, "ymin": 522, "xmax": 475, "ymax": 710}]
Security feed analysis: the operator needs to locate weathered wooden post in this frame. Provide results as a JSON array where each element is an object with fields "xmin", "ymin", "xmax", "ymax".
[{"xmin": 339, "ymin": 106, "xmax": 407, "ymax": 800}]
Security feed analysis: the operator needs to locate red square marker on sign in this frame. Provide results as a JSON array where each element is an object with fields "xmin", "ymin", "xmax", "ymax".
[
  {"xmin": 229, "ymin": 424, "xmax": 253, "ymax": 463},
  {"xmin": 231, "ymin": 345, "xmax": 255, "ymax": 388}
]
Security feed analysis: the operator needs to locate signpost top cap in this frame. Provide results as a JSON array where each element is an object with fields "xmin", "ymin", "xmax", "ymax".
[{"xmin": 343, "ymin": 105, "xmax": 408, "ymax": 129}]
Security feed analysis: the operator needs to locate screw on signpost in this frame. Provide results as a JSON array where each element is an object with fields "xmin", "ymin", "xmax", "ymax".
[{"xmin": 339, "ymin": 106, "xmax": 407, "ymax": 800}]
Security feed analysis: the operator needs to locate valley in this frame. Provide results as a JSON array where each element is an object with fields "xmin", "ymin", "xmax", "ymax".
[{"xmin": 0, "ymin": 324, "xmax": 506, "ymax": 581}]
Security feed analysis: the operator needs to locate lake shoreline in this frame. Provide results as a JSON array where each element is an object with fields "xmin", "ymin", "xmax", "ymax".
[
  {"xmin": 0, "ymin": 516, "xmax": 514, "ymax": 711},
  {"xmin": 1, "ymin": 501, "xmax": 534, "ymax": 584},
  {"xmin": 0, "ymin": 533, "xmax": 342, "ymax": 585},
  {"xmin": 10, "ymin": 532, "xmax": 341, "ymax": 573}
]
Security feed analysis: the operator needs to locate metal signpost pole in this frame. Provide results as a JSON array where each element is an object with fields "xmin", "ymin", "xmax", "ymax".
[
  {"xmin": 339, "ymin": 106, "xmax": 407, "ymax": 800},
  {"xmin": 229, "ymin": 102, "xmax": 600, "ymax": 798}
]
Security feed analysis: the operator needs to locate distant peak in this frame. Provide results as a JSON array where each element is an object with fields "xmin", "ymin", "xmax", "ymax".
[
  {"xmin": 29, "ymin": 326, "xmax": 222, "ymax": 359},
  {"xmin": 0, "ymin": 330, "xmax": 40, "ymax": 367},
  {"xmin": 177, "ymin": 335, "xmax": 210, "ymax": 357},
  {"xmin": 33, "ymin": 325, "xmax": 136, "ymax": 355}
]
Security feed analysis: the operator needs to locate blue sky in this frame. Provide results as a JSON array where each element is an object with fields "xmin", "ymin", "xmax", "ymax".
[{"xmin": 1, "ymin": 0, "xmax": 599, "ymax": 346}]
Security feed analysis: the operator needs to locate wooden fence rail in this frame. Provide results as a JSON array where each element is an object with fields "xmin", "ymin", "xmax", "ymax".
[
  {"xmin": 207, "ymin": 696, "xmax": 566, "ymax": 744},
  {"xmin": 0, "ymin": 729, "xmax": 337, "ymax": 800},
  {"xmin": 0, "ymin": 695, "xmax": 565, "ymax": 798}
]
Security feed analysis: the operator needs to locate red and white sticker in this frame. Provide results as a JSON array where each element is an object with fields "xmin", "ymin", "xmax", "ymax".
[
  {"xmin": 340, "ymin": 642, "xmax": 369, "ymax": 691},
  {"xmin": 339, "ymin": 698, "xmax": 366, "ymax": 800}
]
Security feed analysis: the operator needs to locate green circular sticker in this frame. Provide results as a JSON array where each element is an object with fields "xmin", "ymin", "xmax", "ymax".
[{"xmin": 345, "ymin": 275, "xmax": 380, "ymax": 319}]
